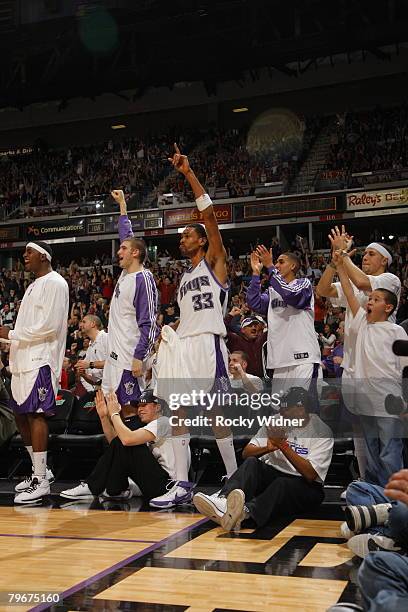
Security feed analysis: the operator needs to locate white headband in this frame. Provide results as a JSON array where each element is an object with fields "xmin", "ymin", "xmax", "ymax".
[
  {"xmin": 366, "ymin": 242, "xmax": 392, "ymax": 266},
  {"xmin": 26, "ymin": 242, "xmax": 52, "ymax": 262}
]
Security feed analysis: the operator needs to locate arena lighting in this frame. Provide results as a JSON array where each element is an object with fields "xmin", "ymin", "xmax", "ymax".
[
  {"xmin": 389, "ymin": 235, "xmax": 395, "ymax": 239},
  {"xmin": 163, "ymin": 193, "xmax": 174, "ymax": 197},
  {"xmin": 96, "ymin": 203, "xmax": 101, "ymax": 209},
  {"xmin": 232, "ymin": 107, "xmax": 249, "ymax": 113},
  {"xmin": 111, "ymin": 124, "xmax": 126, "ymax": 129}
]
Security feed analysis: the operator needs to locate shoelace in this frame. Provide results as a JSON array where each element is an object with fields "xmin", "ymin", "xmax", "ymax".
[
  {"xmin": 165, "ymin": 480, "xmax": 178, "ymax": 491},
  {"xmin": 24, "ymin": 480, "xmax": 40, "ymax": 494}
]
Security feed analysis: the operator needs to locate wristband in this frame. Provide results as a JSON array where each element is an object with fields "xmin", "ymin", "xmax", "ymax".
[
  {"xmin": 196, "ymin": 193, "xmax": 212, "ymax": 212},
  {"xmin": 111, "ymin": 412, "xmax": 121, "ymax": 419}
]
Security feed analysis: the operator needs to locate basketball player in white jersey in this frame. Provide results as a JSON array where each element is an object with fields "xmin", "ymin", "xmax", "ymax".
[
  {"xmin": 103, "ymin": 189, "xmax": 159, "ymax": 407},
  {"xmin": 151, "ymin": 144, "xmax": 237, "ymax": 508},
  {"xmin": 247, "ymin": 246, "xmax": 321, "ymax": 388},
  {"xmin": 0, "ymin": 241, "xmax": 69, "ymax": 503},
  {"xmin": 316, "ymin": 225, "xmax": 401, "ymax": 479}
]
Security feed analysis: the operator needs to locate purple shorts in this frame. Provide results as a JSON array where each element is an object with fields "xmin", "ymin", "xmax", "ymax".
[
  {"xmin": 10, "ymin": 365, "xmax": 56, "ymax": 416},
  {"xmin": 115, "ymin": 370, "xmax": 142, "ymax": 406}
]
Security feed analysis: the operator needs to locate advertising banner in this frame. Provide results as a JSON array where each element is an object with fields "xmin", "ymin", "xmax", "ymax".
[
  {"xmin": 164, "ymin": 204, "xmax": 232, "ymax": 228},
  {"xmin": 24, "ymin": 219, "xmax": 86, "ymax": 239},
  {"xmin": 346, "ymin": 188, "xmax": 408, "ymax": 210}
]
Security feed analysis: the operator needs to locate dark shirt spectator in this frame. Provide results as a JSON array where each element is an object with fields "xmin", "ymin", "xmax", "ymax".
[{"xmin": 224, "ymin": 311, "xmax": 266, "ymax": 378}]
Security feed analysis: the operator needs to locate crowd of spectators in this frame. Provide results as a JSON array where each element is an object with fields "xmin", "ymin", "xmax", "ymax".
[
  {"xmin": 2, "ymin": 105, "xmax": 408, "ymax": 222},
  {"xmin": 324, "ymin": 104, "xmax": 408, "ymax": 183},
  {"xmin": 161, "ymin": 120, "xmax": 322, "ymax": 202},
  {"xmin": 0, "ymin": 118, "xmax": 324, "ymax": 220},
  {"xmin": 0, "ymin": 130, "xmax": 195, "ymax": 220}
]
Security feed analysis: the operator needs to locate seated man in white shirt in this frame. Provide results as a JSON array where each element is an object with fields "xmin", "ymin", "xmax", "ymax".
[
  {"xmin": 60, "ymin": 389, "xmax": 175, "ymax": 501},
  {"xmin": 229, "ymin": 350, "xmax": 263, "ymax": 393},
  {"xmin": 74, "ymin": 315, "xmax": 108, "ymax": 394},
  {"xmin": 193, "ymin": 387, "xmax": 333, "ymax": 531}
]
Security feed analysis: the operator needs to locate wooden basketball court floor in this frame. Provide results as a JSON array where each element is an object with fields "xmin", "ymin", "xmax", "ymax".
[{"xmin": 0, "ymin": 483, "xmax": 362, "ymax": 612}]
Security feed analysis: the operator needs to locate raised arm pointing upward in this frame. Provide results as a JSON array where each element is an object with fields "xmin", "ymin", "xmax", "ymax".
[{"xmin": 169, "ymin": 143, "xmax": 227, "ymax": 287}]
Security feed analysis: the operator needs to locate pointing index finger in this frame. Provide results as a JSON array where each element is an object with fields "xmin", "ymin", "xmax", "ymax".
[{"xmin": 174, "ymin": 142, "xmax": 180, "ymax": 154}]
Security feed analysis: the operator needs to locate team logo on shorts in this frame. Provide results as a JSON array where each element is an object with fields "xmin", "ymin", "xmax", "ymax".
[
  {"xmin": 124, "ymin": 381, "xmax": 135, "ymax": 396},
  {"xmin": 38, "ymin": 387, "xmax": 48, "ymax": 402}
]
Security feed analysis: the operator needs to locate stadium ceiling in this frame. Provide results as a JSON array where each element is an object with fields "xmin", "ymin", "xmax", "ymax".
[{"xmin": 0, "ymin": 0, "xmax": 407, "ymax": 108}]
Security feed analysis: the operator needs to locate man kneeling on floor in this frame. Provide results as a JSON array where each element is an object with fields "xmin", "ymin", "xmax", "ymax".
[
  {"xmin": 193, "ymin": 387, "xmax": 333, "ymax": 531},
  {"xmin": 60, "ymin": 389, "xmax": 175, "ymax": 502}
]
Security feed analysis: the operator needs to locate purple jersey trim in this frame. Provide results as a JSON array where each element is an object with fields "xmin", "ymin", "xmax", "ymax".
[
  {"xmin": 118, "ymin": 215, "xmax": 134, "ymax": 242},
  {"xmin": 203, "ymin": 258, "xmax": 230, "ymax": 291},
  {"xmin": 246, "ymin": 275, "xmax": 269, "ymax": 316},
  {"xmin": 133, "ymin": 269, "xmax": 159, "ymax": 360},
  {"xmin": 268, "ymin": 267, "xmax": 313, "ymax": 309}
]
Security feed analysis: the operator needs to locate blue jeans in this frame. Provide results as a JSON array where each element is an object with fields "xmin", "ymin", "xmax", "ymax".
[
  {"xmin": 359, "ymin": 552, "xmax": 408, "ymax": 611},
  {"xmin": 359, "ymin": 416, "xmax": 404, "ymax": 487},
  {"xmin": 346, "ymin": 481, "xmax": 408, "ymax": 549}
]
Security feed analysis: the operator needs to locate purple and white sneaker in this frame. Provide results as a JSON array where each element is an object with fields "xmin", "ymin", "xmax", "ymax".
[{"xmin": 149, "ymin": 480, "xmax": 195, "ymax": 508}]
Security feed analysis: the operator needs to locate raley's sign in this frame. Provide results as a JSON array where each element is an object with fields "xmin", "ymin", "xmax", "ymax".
[
  {"xmin": 164, "ymin": 204, "xmax": 232, "ymax": 228},
  {"xmin": 346, "ymin": 188, "xmax": 408, "ymax": 210}
]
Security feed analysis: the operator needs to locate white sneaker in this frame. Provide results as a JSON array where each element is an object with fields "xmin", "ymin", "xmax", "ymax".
[
  {"xmin": 340, "ymin": 489, "xmax": 347, "ymax": 500},
  {"xmin": 101, "ymin": 488, "xmax": 133, "ymax": 500},
  {"xmin": 149, "ymin": 480, "xmax": 195, "ymax": 508},
  {"xmin": 60, "ymin": 482, "xmax": 94, "ymax": 500},
  {"xmin": 193, "ymin": 492, "xmax": 227, "ymax": 525},
  {"xmin": 347, "ymin": 533, "xmax": 401, "ymax": 559},
  {"xmin": 15, "ymin": 467, "xmax": 54, "ymax": 492},
  {"xmin": 14, "ymin": 478, "xmax": 50, "ymax": 504},
  {"xmin": 340, "ymin": 521, "xmax": 355, "ymax": 540},
  {"xmin": 221, "ymin": 489, "xmax": 248, "ymax": 532}
]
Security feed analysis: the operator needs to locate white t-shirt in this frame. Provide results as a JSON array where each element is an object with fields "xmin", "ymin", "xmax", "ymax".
[
  {"xmin": 331, "ymin": 272, "xmax": 401, "ymax": 375},
  {"xmin": 230, "ymin": 373, "xmax": 264, "ymax": 392},
  {"xmin": 81, "ymin": 330, "xmax": 109, "ymax": 392},
  {"xmin": 344, "ymin": 307, "xmax": 408, "ymax": 416},
  {"xmin": 142, "ymin": 416, "xmax": 176, "ymax": 479},
  {"xmin": 249, "ymin": 414, "xmax": 333, "ymax": 483}
]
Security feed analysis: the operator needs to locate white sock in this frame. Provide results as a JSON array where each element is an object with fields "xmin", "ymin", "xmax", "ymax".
[
  {"xmin": 25, "ymin": 445, "xmax": 34, "ymax": 467},
  {"xmin": 172, "ymin": 434, "xmax": 190, "ymax": 482},
  {"xmin": 216, "ymin": 436, "xmax": 237, "ymax": 479},
  {"xmin": 33, "ymin": 451, "xmax": 47, "ymax": 481}
]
